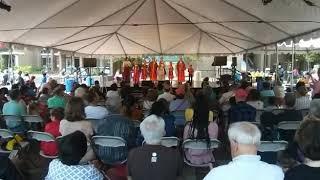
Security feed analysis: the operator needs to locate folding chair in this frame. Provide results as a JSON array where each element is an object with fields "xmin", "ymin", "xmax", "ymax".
[
  {"xmin": 272, "ymin": 109, "xmax": 284, "ymax": 115},
  {"xmin": 23, "ymin": 115, "xmax": 43, "ymax": 123},
  {"xmin": 182, "ymin": 139, "xmax": 220, "ymax": 169},
  {"xmin": 258, "ymin": 141, "xmax": 288, "ymax": 164},
  {"xmin": 255, "ymin": 110, "xmax": 264, "ymax": 123},
  {"xmin": 2, "ymin": 115, "xmax": 24, "ymax": 133},
  {"xmin": 277, "ymin": 121, "xmax": 301, "ymax": 130},
  {"xmin": 142, "ymin": 137, "xmax": 180, "ymax": 148},
  {"xmin": 27, "ymin": 130, "xmax": 58, "ymax": 159},
  {"xmin": 92, "ymin": 136, "xmax": 127, "ymax": 164}
]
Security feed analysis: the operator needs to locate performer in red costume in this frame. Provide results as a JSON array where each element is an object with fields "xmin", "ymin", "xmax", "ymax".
[
  {"xmin": 188, "ymin": 64, "xmax": 194, "ymax": 83},
  {"xmin": 176, "ymin": 57, "xmax": 186, "ymax": 84},
  {"xmin": 141, "ymin": 60, "xmax": 148, "ymax": 80},
  {"xmin": 132, "ymin": 61, "xmax": 140, "ymax": 85},
  {"xmin": 149, "ymin": 57, "xmax": 158, "ymax": 81},
  {"xmin": 168, "ymin": 61, "xmax": 174, "ymax": 83},
  {"xmin": 122, "ymin": 58, "xmax": 131, "ymax": 83},
  {"xmin": 158, "ymin": 58, "xmax": 166, "ymax": 81}
]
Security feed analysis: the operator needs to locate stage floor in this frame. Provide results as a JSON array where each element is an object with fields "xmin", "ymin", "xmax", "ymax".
[{"xmin": 103, "ymin": 80, "xmax": 220, "ymax": 89}]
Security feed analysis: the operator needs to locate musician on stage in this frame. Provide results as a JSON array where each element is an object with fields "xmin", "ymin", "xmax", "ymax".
[
  {"xmin": 122, "ymin": 58, "xmax": 132, "ymax": 83},
  {"xmin": 168, "ymin": 61, "xmax": 174, "ymax": 83},
  {"xmin": 188, "ymin": 64, "xmax": 194, "ymax": 83},
  {"xmin": 158, "ymin": 58, "xmax": 166, "ymax": 81},
  {"xmin": 132, "ymin": 61, "xmax": 140, "ymax": 85},
  {"xmin": 149, "ymin": 57, "xmax": 158, "ymax": 82},
  {"xmin": 141, "ymin": 60, "xmax": 148, "ymax": 81},
  {"xmin": 176, "ymin": 57, "xmax": 186, "ymax": 84}
]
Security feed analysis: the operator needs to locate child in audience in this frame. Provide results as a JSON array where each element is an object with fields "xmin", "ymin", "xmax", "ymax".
[{"xmin": 41, "ymin": 108, "xmax": 64, "ymax": 156}]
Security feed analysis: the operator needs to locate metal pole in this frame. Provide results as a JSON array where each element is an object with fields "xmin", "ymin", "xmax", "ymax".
[
  {"xmin": 245, "ymin": 51, "xmax": 248, "ymax": 72},
  {"xmin": 291, "ymin": 39, "xmax": 295, "ymax": 89},
  {"xmin": 264, "ymin": 46, "xmax": 267, "ymax": 76},
  {"xmin": 275, "ymin": 44, "xmax": 279, "ymax": 83},
  {"xmin": 9, "ymin": 43, "xmax": 14, "ymax": 83}
]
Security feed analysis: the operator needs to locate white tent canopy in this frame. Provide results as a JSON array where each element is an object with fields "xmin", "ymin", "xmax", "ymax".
[{"xmin": 1, "ymin": 0, "xmax": 320, "ymax": 55}]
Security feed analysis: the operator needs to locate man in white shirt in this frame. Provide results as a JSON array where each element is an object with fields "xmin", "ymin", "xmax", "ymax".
[
  {"xmin": 157, "ymin": 83, "xmax": 176, "ymax": 102},
  {"xmin": 204, "ymin": 122, "xmax": 284, "ymax": 180},
  {"xmin": 85, "ymin": 91, "xmax": 109, "ymax": 120}
]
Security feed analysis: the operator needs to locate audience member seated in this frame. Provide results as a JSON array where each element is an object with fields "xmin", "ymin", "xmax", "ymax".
[
  {"xmin": 37, "ymin": 87, "xmax": 50, "ymax": 105},
  {"xmin": 157, "ymin": 83, "xmax": 175, "ymax": 102},
  {"xmin": 59, "ymin": 97, "xmax": 95, "ymax": 163},
  {"xmin": 284, "ymin": 119, "xmax": 320, "ymax": 180},
  {"xmin": 2, "ymin": 89, "xmax": 27, "ymax": 132},
  {"xmin": 127, "ymin": 115, "xmax": 183, "ymax": 180},
  {"xmin": 75, "ymin": 87, "xmax": 88, "ymax": 105},
  {"xmin": 85, "ymin": 90, "xmax": 109, "ymax": 120},
  {"xmin": 0, "ymin": 155, "xmax": 23, "ymax": 180},
  {"xmin": 274, "ymin": 80, "xmax": 285, "ymax": 103},
  {"xmin": 273, "ymin": 93, "xmax": 303, "ymax": 124},
  {"xmin": 45, "ymin": 131, "xmax": 104, "ymax": 180},
  {"xmin": 41, "ymin": 78, "xmax": 58, "ymax": 95},
  {"xmin": 219, "ymin": 84, "xmax": 236, "ymax": 112},
  {"xmin": 150, "ymin": 99, "xmax": 176, "ymax": 137},
  {"xmin": 94, "ymin": 96, "xmax": 136, "ymax": 164},
  {"xmin": 246, "ymin": 89, "xmax": 264, "ymax": 110},
  {"xmin": 260, "ymin": 82, "xmax": 275, "ymax": 106},
  {"xmin": 305, "ymin": 99, "xmax": 320, "ymax": 121},
  {"xmin": 183, "ymin": 93, "xmax": 218, "ymax": 165},
  {"xmin": 106, "ymin": 83, "xmax": 122, "ymax": 113},
  {"xmin": 41, "ymin": 108, "xmax": 64, "ymax": 156},
  {"xmin": 201, "ymin": 77, "xmax": 210, "ymax": 88},
  {"xmin": 228, "ymin": 89, "xmax": 256, "ymax": 124},
  {"xmin": 0, "ymin": 88, "xmax": 8, "ymax": 114},
  {"xmin": 169, "ymin": 84, "xmax": 192, "ymax": 112},
  {"xmin": 204, "ymin": 122, "xmax": 284, "ymax": 180},
  {"xmin": 143, "ymin": 89, "xmax": 158, "ymax": 110},
  {"xmin": 295, "ymin": 85, "xmax": 311, "ymax": 110},
  {"xmin": 47, "ymin": 86, "xmax": 66, "ymax": 109}
]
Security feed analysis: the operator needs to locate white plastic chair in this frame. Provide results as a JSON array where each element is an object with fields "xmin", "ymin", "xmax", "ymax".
[
  {"xmin": 142, "ymin": 137, "xmax": 180, "ymax": 148},
  {"xmin": 27, "ymin": 130, "xmax": 58, "ymax": 158},
  {"xmin": 23, "ymin": 115, "xmax": 43, "ymax": 123},
  {"xmin": 277, "ymin": 121, "xmax": 301, "ymax": 130},
  {"xmin": 92, "ymin": 136, "xmax": 127, "ymax": 164},
  {"xmin": 258, "ymin": 141, "xmax": 288, "ymax": 152},
  {"xmin": 182, "ymin": 139, "xmax": 220, "ymax": 169}
]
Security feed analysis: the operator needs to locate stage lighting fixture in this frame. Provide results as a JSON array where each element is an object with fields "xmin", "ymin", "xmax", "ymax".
[
  {"xmin": 0, "ymin": 1, "xmax": 11, "ymax": 12},
  {"xmin": 262, "ymin": 0, "xmax": 273, "ymax": 5}
]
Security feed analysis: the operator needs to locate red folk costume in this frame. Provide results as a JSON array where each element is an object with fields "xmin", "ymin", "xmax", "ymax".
[
  {"xmin": 122, "ymin": 59, "xmax": 131, "ymax": 83},
  {"xmin": 149, "ymin": 58, "xmax": 158, "ymax": 81},
  {"xmin": 132, "ymin": 63, "xmax": 140, "ymax": 85},
  {"xmin": 157, "ymin": 59, "xmax": 166, "ymax": 81},
  {"xmin": 141, "ymin": 61, "xmax": 148, "ymax": 80},
  {"xmin": 176, "ymin": 58, "xmax": 186, "ymax": 83},
  {"xmin": 168, "ymin": 62, "xmax": 174, "ymax": 81}
]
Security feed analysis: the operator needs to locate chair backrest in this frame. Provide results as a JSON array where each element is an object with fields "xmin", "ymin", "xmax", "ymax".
[
  {"xmin": 0, "ymin": 129, "xmax": 14, "ymax": 139},
  {"xmin": 92, "ymin": 136, "xmax": 126, "ymax": 148},
  {"xmin": 182, "ymin": 139, "xmax": 220, "ymax": 150},
  {"xmin": 23, "ymin": 115, "xmax": 43, "ymax": 123},
  {"xmin": 160, "ymin": 137, "xmax": 180, "ymax": 147},
  {"xmin": 258, "ymin": 141, "xmax": 288, "ymax": 152},
  {"xmin": 300, "ymin": 109, "xmax": 309, "ymax": 117},
  {"xmin": 255, "ymin": 110, "xmax": 264, "ymax": 123},
  {"xmin": 277, "ymin": 121, "xmax": 301, "ymax": 130},
  {"xmin": 272, "ymin": 109, "xmax": 284, "ymax": 115},
  {"xmin": 27, "ymin": 130, "xmax": 56, "ymax": 142},
  {"xmin": 2, "ymin": 115, "xmax": 22, "ymax": 122}
]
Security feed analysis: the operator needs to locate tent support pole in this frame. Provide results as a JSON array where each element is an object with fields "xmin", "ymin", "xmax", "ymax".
[
  {"xmin": 9, "ymin": 43, "xmax": 14, "ymax": 83},
  {"xmin": 264, "ymin": 46, "xmax": 267, "ymax": 74},
  {"xmin": 275, "ymin": 44, "xmax": 279, "ymax": 84},
  {"xmin": 291, "ymin": 39, "xmax": 295, "ymax": 90},
  {"xmin": 245, "ymin": 51, "xmax": 248, "ymax": 72}
]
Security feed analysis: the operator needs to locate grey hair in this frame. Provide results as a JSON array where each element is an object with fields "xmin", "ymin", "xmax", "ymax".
[
  {"xmin": 228, "ymin": 122, "xmax": 261, "ymax": 146},
  {"xmin": 140, "ymin": 115, "xmax": 165, "ymax": 145},
  {"xmin": 310, "ymin": 99, "xmax": 320, "ymax": 119}
]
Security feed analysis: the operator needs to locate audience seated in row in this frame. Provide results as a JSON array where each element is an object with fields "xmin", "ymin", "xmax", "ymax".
[{"xmin": 85, "ymin": 90, "xmax": 109, "ymax": 120}]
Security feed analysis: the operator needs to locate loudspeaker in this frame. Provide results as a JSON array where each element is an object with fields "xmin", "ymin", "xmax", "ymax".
[
  {"xmin": 83, "ymin": 58, "xmax": 97, "ymax": 67},
  {"xmin": 212, "ymin": 56, "xmax": 227, "ymax": 66},
  {"xmin": 141, "ymin": 80, "xmax": 154, "ymax": 87},
  {"xmin": 232, "ymin": 57, "xmax": 237, "ymax": 66}
]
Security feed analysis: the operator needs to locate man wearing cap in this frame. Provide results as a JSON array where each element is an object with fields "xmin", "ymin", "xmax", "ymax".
[{"xmin": 228, "ymin": 88, "xmax": 256, "ymax": 124}]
